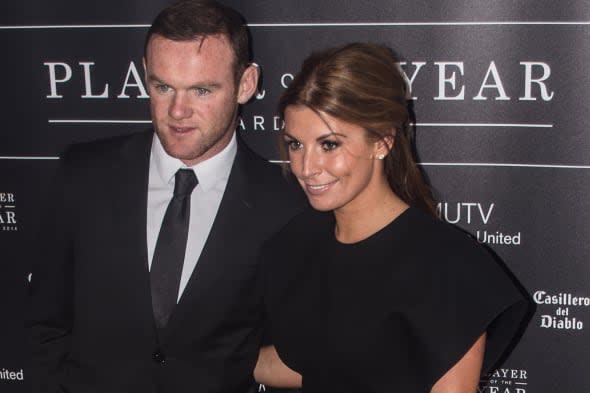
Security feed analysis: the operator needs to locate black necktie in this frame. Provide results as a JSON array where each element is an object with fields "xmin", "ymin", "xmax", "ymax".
[{"xmin": 150, "ymin": 169, "xmax": 198, "ymax": 329}]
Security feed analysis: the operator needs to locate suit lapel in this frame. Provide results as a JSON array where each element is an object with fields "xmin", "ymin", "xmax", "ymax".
[{"xmin": 110, "ymin": 130, "xmax": 157, "ymax": 334}]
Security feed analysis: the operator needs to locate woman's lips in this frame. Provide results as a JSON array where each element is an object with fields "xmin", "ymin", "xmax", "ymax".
[{"xmin": 303, "ymin": 180, "xmax": 338, "ymax": 195}]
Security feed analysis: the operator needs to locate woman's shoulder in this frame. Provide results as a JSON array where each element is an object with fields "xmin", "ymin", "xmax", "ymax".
[
  {"xmin": 397, "ymin": 209, "xmax": 530, "ymax": 382},
  {"xmin": 393, "ymin": 207, "xmax": 497, "ymax": 274},
  {"xmin": 403, "ymin": 207, "xmax": 481, "ymax": 247}
]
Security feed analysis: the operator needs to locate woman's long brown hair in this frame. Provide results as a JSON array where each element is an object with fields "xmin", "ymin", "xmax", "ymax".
[{"xmin": 278, "ymin": 42, "xmax": 437, "ymax": 216}]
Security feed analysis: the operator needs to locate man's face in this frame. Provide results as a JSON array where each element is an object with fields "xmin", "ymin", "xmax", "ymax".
[{"xmin": 144, "ymin": 34, "xmax": 256, "ymax": 166}]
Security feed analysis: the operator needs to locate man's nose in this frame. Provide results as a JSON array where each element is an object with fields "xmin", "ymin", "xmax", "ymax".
[{"xmin": 169, "ymin": 92, "xmax": 193, "ymax": 120}]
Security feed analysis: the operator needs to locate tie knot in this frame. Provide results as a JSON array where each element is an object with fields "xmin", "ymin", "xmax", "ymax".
[{"xmin": 173, "ymin": 169, "xmax": 198, "ymax": 197}]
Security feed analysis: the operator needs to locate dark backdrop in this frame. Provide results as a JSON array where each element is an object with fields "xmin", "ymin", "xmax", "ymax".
[{"xmin": 2, "ymin": 1, "xmax": 589, "ymax": 392}]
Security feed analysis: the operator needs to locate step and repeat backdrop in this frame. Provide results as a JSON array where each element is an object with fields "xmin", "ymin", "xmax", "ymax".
[{"xmin": 2, "ymin": 1, "xmax": 589, "ymax": 392}]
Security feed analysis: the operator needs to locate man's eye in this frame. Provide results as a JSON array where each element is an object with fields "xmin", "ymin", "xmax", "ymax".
[
  {"xmin": 195, "ymin": 87, "xmax": 210, "ymax": 96},
  {"xmin": 321, "ymin": 140, "xmax": 339, "ymax": 151},
  {"xmin": 155, "ymin": 84, "xmax": 170, "ymax": 93},
  {"xmin": 285, "ymin": 140, "xmax": 302, "ymax": 151}
]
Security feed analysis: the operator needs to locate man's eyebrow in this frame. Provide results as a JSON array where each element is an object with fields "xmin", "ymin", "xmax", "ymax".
[
  {"xmin": 146, "ymin": 75, "xmax": 222, "ymax": 90},
  {"xmin": 190, "ymin": 81, "xmax": 222, "ymax": 89},
  {"xmin": 147, "ymin": 74, "xmax": 165, "ymax": 84}
]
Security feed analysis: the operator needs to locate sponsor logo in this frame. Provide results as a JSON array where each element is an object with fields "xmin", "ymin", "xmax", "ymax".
[
  {"xmin": 42, "ymin": 59, "xmax": 554, "ymax": 135},
  {"xmin": 436, "ymin": 202, "xmax": 521, "ymax": 246},
  {"xmin": 0, "ymin": 368, "xmax": 24, "ymax": 382},
  {"xmin": 480, "ymin": 368, "xmax": 528, "ymax": 393},
  {"xmin": 0, "ymin": 192, "xmax": 18, "ymax": 232},
  {"xmin": 534, "ymin": 290, "xmax": 588, "ymax": 331}
]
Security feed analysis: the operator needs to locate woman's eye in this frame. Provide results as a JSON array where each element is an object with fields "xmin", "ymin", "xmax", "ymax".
[
  {"xmin": 321, "ymin": 140, "xmax": 339, "ymax": 151},
  {"xmin": 285, "ymin": 140, "xmax": 302, "ymax": 151}
]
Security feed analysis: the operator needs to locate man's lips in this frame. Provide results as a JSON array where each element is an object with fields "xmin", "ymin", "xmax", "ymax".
[{"xmin": 169, "ymin": 125, "xmax": 196, "ymax": 134}]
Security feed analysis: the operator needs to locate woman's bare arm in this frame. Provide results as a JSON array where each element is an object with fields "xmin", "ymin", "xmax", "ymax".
[{"xmin": 254, "ymin": 345, "xmax": 302, "ymax": 388}]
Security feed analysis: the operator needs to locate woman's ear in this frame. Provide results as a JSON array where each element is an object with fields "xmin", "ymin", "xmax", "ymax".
[
  {"xmin": 373, "ymin": 132, "xmax": 395, "ymax": 159},
  {"xmin": 237, "ymin": 63, "xmax": 260, "ymax": 104}
]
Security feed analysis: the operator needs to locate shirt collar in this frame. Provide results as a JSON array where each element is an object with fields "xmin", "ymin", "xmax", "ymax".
[{"xmin": 151, "ymin": 132, "xmax": 237, "ymax": 191}]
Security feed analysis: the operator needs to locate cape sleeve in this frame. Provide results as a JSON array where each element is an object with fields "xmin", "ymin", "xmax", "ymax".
[{"xmin": 401, "ymin": 224, "xmax": 532, "ymax": 391}]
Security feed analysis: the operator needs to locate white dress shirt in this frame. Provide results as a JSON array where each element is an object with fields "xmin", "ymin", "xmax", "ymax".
[{"xmin": 146, "ymin": 132, "xmax": 237, "ymax": 301}]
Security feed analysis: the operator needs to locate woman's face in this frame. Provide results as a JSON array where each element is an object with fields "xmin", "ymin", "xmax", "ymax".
[{"xmin": 283, "ymin": 105, "xmax": 386, "ymax": 212}]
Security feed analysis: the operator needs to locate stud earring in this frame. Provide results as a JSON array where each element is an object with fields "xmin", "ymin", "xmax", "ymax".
[{"xmin": 376, "ymin": 154, "xmax": 385, "ymax": 160}]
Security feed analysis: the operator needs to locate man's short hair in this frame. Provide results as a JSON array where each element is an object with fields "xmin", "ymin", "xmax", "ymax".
[{"xmin": 144, "ymin": 0, "xmax": 252, "ymax": 83}]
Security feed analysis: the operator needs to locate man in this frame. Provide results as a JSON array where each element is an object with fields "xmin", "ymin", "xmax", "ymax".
[{"xmin": 29, "ymin": 1, "xmax": 304, "ymax": 392}]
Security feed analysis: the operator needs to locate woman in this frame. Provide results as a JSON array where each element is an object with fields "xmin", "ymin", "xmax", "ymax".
[{"xmin": 255, "ymin": 43, "xmax": 530, "ymax": 392}]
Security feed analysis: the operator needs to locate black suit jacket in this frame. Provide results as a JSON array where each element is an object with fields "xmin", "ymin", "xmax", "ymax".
[{"xmin": 29, "ymin": 130, "xmax": 305, "ymax": 393}]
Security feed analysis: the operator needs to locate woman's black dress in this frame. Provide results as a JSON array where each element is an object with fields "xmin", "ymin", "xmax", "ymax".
[{"xmin": 261, "ymin": 207, "xmax": 530, "ymax": 393}]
